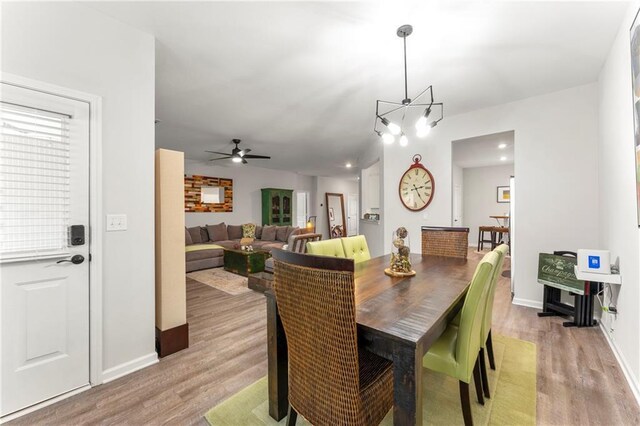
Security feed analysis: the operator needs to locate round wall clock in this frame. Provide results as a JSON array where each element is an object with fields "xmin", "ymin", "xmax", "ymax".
[{"xmin": 398, "ymin": 154, "xmax": 435, "ymax": 211}]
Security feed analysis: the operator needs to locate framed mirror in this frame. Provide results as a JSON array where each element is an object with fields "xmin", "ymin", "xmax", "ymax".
[{"xmin": 326, "ymin": 192, "xmax": 346, "ymax": 238}]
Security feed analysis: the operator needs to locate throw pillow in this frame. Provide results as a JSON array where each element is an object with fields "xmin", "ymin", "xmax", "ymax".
[
  {"xmin": 242, "ymin": 223, "xmax": 256, "ymax": 238},
  {"xmin": 206, "ymin": 222, "xmax": 228, "ymax": 242},
  {"xmin": 187, "ymin": 226, "xmax": 203, "ymax": 244},
  {"xmin": 276, "ymin": 226, "xmax": 289, "ymax": 242},
  {"xmin": 200, "ymin": 227, "xmax": 210, "ymax": 242},
  {"xmin": 185, "ymin": 227, "xmax": 193, "ymax": 245},
  {"xmin": 286, "ymin": 226, "xmax": 300, "ymax": 240},
  {"xmin": 262, "ymin": 225, "xmax": 277, "ymax": 241},
  {"xmin": 255, "ymin": 225, "xmax": 263, "ymax": 239},
  {"xmin": 228, "ymin": 224, "xmax": 243, "ymax": 240}
]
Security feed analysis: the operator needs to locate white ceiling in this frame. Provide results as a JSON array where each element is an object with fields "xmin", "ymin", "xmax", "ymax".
[
  {"xmin": 88, "ymin": 1, "xmax": 628, "ymax": 177},
  {"xmin": 452, "ymin": 131, "xmax": 515, "ymax": 169}
]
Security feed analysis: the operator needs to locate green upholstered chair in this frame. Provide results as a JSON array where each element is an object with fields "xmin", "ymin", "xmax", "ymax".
[
  {"xmin": 340, "ymin": 235, "xmax": 371, "ymax": 264},
  {"xmin": 451, "ymin": 244, "xmax": 508, "ymax": 399},
  {"xmin": 422, "ymin": 251, "xmax": 499, "ymax": 426},
  {"xmin": 306, "ymin": 239, "xmax": 346, "ymax": 258}
]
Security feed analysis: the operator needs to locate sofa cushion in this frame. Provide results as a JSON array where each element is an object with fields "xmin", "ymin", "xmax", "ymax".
[
  {"xmin": 242, "ymin": 223, "xmax": 256, "ymax": 238},
  {"xmin": 262, "ymin": 241, "xmax": 285, "ymax": 251},
  {"xmin": 185, "ymin": 247, "xmax": 224, "ymax": 262},
  {"xmin": 276, "ymin": 226, "xmax": 289, "ymax": 242},
  {"xmin": 252, "ymin": 240, "xmax": 270, "ymax": 248},
  {"xmin": 262, "ymin": 225, "xmax": 277, "ymax": 241},
  {"xmin": 185, "ymin": 227, "xmax": 193, "ymax": 245},
  {"xmin": 228, "ymin": 224, "xmax": 243, "ymax": 240},
  {"xmin": 206, "ymin": 222, "xmax": 228, "ymax": 242},
  {"xmin": 255, "ymin": 225, "xmax": 263, "ymax": 239},
  {"xmin": 187, "ymin": 226, "xmax": 203, "ymax": 244},
  {"xmin": 215, "ymin": 240, "xmax": 238, "ymax": 249}
]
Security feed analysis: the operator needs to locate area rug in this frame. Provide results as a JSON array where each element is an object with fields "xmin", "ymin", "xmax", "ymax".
[
  {"xmin": 204, "ymin": 334, "xmax": 536, "ymax": 425},
  {"xmin": 187, "ymin": 268, "xmax": 250, "ymax": 296}
]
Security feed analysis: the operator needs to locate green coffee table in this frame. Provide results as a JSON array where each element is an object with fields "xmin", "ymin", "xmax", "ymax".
[{"xmin": 223, "ymin": 248, "xmax": 270, "ymax": 277}]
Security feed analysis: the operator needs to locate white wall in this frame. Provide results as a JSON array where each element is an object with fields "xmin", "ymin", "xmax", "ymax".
[
  {"xmin": 315, "ymin": 176, "xmax": 359, "ymax": 240},
  {"xmin": 1, "ymin": 3, "xmax": 157, "ymax": 376},
  {"xmin": 184, "ymin": 160, "xmax": 315, "ymax": 228},
  {"xmin": 463, "ymin": 164, "xmax": 514, "ymax": 246},
  {"xmin": 382, "ymin": 83, "xmax": 599, "ymax": 308},
  {"xmin": 597, "ymin": 2, "xmax": 640, "ymax": 400}
]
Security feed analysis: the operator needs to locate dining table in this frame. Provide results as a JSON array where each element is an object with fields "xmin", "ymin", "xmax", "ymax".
[{"xmin": 265, "ymin": 253, "xmax": 481, "ymax": 426}]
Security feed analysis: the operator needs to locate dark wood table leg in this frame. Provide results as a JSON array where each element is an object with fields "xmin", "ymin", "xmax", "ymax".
[
  {"xmin": 266, "ymin": 291, "xmax": 288, "ymax": 421},
  {"xmin": 392, "ymin": 343, "xmax": 423, "ymax": 425}
]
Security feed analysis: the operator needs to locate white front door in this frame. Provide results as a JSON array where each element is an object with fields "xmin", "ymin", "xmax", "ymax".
[
  {"xmin": 0, "ymin": 83, "xmax": 90, "ymax": 417},
  {"xmin": 347, "ymin": 193, "xmax": 358, "ymax": 236}
]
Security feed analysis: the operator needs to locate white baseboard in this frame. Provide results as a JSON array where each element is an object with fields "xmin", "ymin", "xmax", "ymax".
[
  {"xmin": 101, "ymin": 352, "xmax": 158, "ymax": 384},
  {"xmin": 512, "ymin": 297, "xmax": 543, "ymax": 310},
  {"xmin": 599, "ymin": 323, "xmax": 640, "ymax": 406},
  {"xmin": 0, "ymin": 385, "xmax": 91, "ymax": 424}
]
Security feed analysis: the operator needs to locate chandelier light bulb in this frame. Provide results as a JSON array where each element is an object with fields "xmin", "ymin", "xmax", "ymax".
[
  {"xmin": 399, "ymin": 134, "xmax": 409, "ymax": 147},
  {"xmin": 381, "ymin": 132, "xmax": 395, "ymax": 144},
  {"xmin": 381, "ymin": 117, "xmax": 401, "ymax": 135},
  {"xmin": 232, "ymin": 157, "xmax": 242, "ymax": 163}
]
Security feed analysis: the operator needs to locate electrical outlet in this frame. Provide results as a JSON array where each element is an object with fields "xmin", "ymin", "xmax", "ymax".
[{"xmin": 106, "ymin": 214, "xmax": 127, "ymax": 231}]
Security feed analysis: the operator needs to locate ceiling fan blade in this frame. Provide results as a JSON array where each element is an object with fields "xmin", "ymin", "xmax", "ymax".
[
  {"xmin": 242, "ymin": 158, "xmax": 248, "ymax": 164},
  {"xmin": 209, "ymin": 157, "xmax": 232, "ymax": 161},
  {"xmin": 239, "ymin": 148, "xmax": 252, "ymax": 157},
  {"xmin": 205, "ymin": 150, "xmax": 231, "ymax": 155},
  {"xmin": 243, "ymin": 154, "xmax": 271, "ymax": 159}
]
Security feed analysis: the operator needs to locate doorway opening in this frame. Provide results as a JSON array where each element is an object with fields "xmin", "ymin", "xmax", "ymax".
[{"xmin": 451, "ymin": 130, "xmax": 515, "ymax": 287}]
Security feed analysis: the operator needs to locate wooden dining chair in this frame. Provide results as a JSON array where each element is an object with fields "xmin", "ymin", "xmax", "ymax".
[
  {"xmin": 422, "ymin": 226, "xmax": 470, "ymax": 259},
  {"xmin": 272, "ymin": 250, "xmax": 394, "ymax": 426},
  {"xmin": 422, "ymin": 251, "xmax": 499, "ymax": 426}
]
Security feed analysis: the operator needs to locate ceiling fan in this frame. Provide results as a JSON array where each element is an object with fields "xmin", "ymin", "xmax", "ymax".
[{"xmin": 206, "ymin": 139, "xmax": 271, "ymax": 164}]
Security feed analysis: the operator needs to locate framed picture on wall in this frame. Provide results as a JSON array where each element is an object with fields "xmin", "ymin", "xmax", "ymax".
[
  {"xmin": 630, "ymin": 8, "xmax": 640, "ymax": 226},
  {"xmin": 497, "ymin": 186, "xmax": 510, "ymax": 203}
]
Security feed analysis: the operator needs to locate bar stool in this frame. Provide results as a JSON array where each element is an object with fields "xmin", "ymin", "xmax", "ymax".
[
  {"xmin": 493, "ymin": 227, "xmax": 509, "ymax": 250},
  {"xmin": 477, "ymin": 226, "xmax": 495, "ymax": 251}
]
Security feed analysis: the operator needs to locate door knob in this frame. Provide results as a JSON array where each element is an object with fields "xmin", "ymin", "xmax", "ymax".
[{"xmin": 56, "ymin": 254, "xmax": 85, "ymax": 265}]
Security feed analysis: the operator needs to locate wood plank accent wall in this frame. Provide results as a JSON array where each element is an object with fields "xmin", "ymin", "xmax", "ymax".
[{"xmin": 184, "ymin": 175, "xmax": 233, "ymax": 212}]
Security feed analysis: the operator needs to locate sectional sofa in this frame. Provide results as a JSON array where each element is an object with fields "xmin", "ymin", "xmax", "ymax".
[{"xmin": 185, "ymin": 223, "xmax": 303, "ymax": 272}]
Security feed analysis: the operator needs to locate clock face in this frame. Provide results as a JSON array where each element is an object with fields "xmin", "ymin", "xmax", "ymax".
[{"xmin": 399, "ymin": 166, "xmax": 435, "ymax": 211}]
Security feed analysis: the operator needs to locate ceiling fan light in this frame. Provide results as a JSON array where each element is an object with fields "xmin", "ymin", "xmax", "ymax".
[
  {"xmin": 399, "ymin": 134, "xmax": 409, "ymax": 147},
  {"xmin": 381, "ymin": 117, "xmax": 401, "ymax": 136},
  {"xmin": 231, "ymin": 156, "xmax": 242, "ymax": 163}
]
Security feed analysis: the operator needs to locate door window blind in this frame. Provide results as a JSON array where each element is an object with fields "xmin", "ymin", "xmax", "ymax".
[{"xmin": 0, "ymin": 102, "xmax": 71, "ymax": 259}]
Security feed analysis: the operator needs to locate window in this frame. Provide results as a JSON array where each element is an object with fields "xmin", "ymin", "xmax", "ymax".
[{"xmin": 0, "ymin": 102, "xmax": 70, "ymax": 259}]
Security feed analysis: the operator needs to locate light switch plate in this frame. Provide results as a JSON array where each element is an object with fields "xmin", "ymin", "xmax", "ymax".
[{"xmin": 106, "ymin": 214, "xmax": 127, "ymax": 231}]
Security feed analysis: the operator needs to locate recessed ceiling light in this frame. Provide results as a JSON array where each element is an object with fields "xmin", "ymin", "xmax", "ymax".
[
  {"xmin": 498, "ymin": 143, "xmax": 507, "ymax": 149},
  {"xmin": 500, "ymin": 156, "xmax": 507, "ymax": 161},
  {"xmin": 346, "ymin": 162, "xmax": 352, "ymax": 168}
]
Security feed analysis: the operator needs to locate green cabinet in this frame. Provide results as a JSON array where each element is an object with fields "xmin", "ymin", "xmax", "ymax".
[{"xmin": 261, "ymin": 188, "xmax": 293, "ymax": 226}]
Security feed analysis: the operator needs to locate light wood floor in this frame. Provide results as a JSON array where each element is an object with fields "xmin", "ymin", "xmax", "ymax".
[{"xmin": 10, "ymin": 252, "xmax": 640, "ymax": 425}]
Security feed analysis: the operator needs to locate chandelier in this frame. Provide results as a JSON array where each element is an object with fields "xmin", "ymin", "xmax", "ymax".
[{"xmin": 374, "ymin": 25, "xmax": 444, "ymax": 146}]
